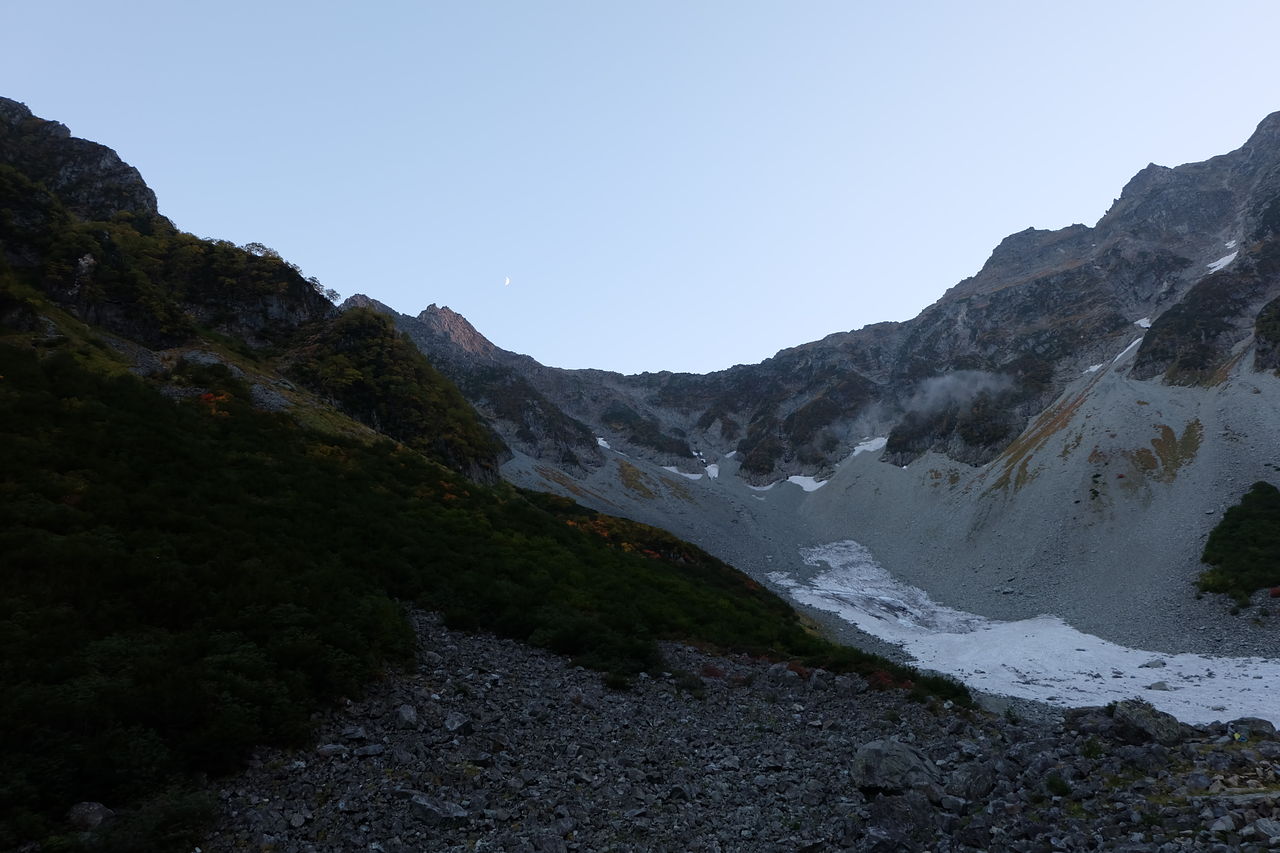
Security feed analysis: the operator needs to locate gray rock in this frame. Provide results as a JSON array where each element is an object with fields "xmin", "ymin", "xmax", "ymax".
[
  {"xmin": 1253, "ymin": 817, "xmax": 1280, "ymax": 839},
  {"xmin": 444, "ymin": 711, "xmax": 473, "ymax": 735},
  {"xmin": 410, "ymin": 793, "xmax": 468, "ymax": 823},
  {"xmin": 316, "ymin": 743, "xmax": 349, "ymax": 757},
  {"xmin": 66, "ymin": 801, "xmax": 113, "ymax": 830},
  {"xmin": 1209, "ymin": 814, "xmax": 1237, "ymax": 832},
  {"xmin": 1145, "ymin": 681, "xmax": 1171, "ymax": 691},
  {"xmin": 850, "ymin": 739, "xmax": 943, "ymax": 792},
  {"xmin": 1185, "ymin": 772, "xmax": 1212, "ymax": 792},
  {"xmin": 353, "ymin": 744, "xmax": 385, "ymax": 757},
  {"xmin": 1112, "ymin": 699, "xmax": 1185, "ymax": 746},
  {"xmin": 1230, "ymin": 717, "xmax": 1277, "ymax": 739},
  {"xmin": 946, "ymin": 762, "xmax": 998, "ymax": 801},
  {"xmin": 396, "ymin": 703, "xmax": 419, "ymax": 728}
]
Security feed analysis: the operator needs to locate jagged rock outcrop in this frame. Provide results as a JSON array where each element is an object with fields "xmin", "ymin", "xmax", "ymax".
[
  {"xmin": 342, "ymin": 295, "xmax": 603, "ymax": 474},
  {"xmin": 0, "ymin": 97, "xmax": 159, "ymax": 221},
  {"xmin": 0, "ymin": 98, "xmax": 334, "ymax": 348}
]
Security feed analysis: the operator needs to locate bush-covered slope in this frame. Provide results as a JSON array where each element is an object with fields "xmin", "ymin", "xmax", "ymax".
[
  {"xmin": 288, "ymin": 307, "xmax": 508, "ymax": 481},
  {"xmin": 0, "ymin": 299, "xmax": 960, "ymax": 847},
  {"xmin": 0, "ymin": 98, "xmax": 965, "ymax": 849},
  {"xmin": 1200, "ymin": 480, "xmax": 1280, "ymax": 603}
]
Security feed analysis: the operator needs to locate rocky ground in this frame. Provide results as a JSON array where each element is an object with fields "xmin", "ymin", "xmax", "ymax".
[{"xmin": 196, "ymin": 612, "xmax": 1280, "ymax": 852}]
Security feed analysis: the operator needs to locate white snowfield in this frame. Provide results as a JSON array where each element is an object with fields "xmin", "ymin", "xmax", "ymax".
[
  {"xmin": 787, "ymin": 475, "xmax": 828, "ymax": 492},
  {"xmin": 1207, "ymin": 250, "xmax": 1238, "ymax": 273},
  {"xmin": 705, "ymin": 463, "xmax": 719, "ymax": 479},
  {"xmin": 662, "ymin": 466, "xmax": 702, "ymax": 481},
  {"xmin": 772, "ymin": 542, "xmax": 1279, "ymax": 725},
  {"xmin": 853, "ymin": 436, "xmax": 888, "ymax": 455},
  {"xmin": 596, "ymin": 437, "xmax": 611, "ymax": 449},
  {"xmin": 1135, "ymin": 317, "xmax": 1151, "ymax": 329}
]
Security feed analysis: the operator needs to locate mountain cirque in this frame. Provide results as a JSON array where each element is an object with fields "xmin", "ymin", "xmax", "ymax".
[
  {"xmin": 359, "ymin": 111, "xmax": 1280, "ymax": 663},
  {"xmin": 8, "ymin": 93, "xmax": 1280, "ymax": 850}
]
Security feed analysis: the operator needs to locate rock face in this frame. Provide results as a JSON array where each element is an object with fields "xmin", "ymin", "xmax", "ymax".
[
  {"xmin": 0, "ymin": 97, "xmax": 159, "ymax": 221},
  {"xmin": 342, "ymin": 295, "xmax": 603, "ymax": 474},
  {"xmin": 0, "ymin": 99, "xmax": 336, "ymax": 352}
]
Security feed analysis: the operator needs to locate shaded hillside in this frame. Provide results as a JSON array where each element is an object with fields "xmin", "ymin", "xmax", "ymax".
[
  {"xmin": 343, "ymin": 296, "xmax": 603, "ymax": 474},
  {"xmin": 288, "ymin": 307, "xmax": 508, "ymax": 482},
  {"xmin": 0, "ymin": 97, "xmax": 959, "ymax": 848}
]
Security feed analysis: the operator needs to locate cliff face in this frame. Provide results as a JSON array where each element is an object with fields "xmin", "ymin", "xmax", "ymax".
[
  {"xmin": 0, "ymin": 97, "xmax": 336, "ymax": 349},
  {"xmin": 0, "ymin": 97, "xmax": 159, "ymax": 221}
]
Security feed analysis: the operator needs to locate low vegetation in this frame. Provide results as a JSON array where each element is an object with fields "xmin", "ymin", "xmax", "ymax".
[
  {"xmin": 0, "ymin": 130, "xmax": 968, "ymax": 848},
  {"xmin": 1199, "ymin": 481, "xmax": 1280, "ymax": 604},
  {"xmin": 0, "ymin": 304, "xmax": 966, "ymax": 848}
]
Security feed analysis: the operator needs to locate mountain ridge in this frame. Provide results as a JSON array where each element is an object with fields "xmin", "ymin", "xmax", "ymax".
[{"xmin": 368, "ymin": 110, "xmax": 1280, "ymax": 484}]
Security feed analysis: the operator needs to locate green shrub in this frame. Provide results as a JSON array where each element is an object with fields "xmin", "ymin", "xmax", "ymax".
[{"xmin": 1200, "ymin": 481, "xmax": 1280, "ymax": 603}]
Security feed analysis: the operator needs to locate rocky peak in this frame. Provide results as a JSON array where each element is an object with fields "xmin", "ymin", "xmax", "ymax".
[
  {"xmin": 1235, "ymin": 109, "xmax": 1280, "ymax": 163},
  {"xmin": 340, "ymin": 293, "xmax": 399, "ymax": 316},
  {"xmin": 416, "ymin": 303, "xmax": 501, "ymax": 362},
  {"xmin": 944, "ymin": 223, "xmax": 1096, "ymax": 303},
  {"xmin": 0, "ymin": 97, "xmax": 159, "ymax": 221}
]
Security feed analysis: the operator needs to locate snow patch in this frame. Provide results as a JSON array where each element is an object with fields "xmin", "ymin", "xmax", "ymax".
[
  {"xmin": 1083, "ymin": 363, "xmax": 1104, "ymax": 375},
  {"xmin": 1226, "ymin": 239, "xmax": 1237, "ymax": 249},
  {"xmin": 661, "ymin": 466, "xmax": 702, "ymax": 481},
  {"xmin": 1113, "ymin": 337, "xmax": 1143, "ymax": 363},
  {"xmin": 724, "ymin": 451, "xmax": 738, "ymax": 459},
  {"xmin": 1135, "ymin": 317, "xmax": 1151, "ymax": 329},
  {"xmin": 774, "ymin": 542, "xmax": 1280, "ymax": 725},
  {"xmin": 747, "ymin": 481, "xmax": 778, "ymax": 492},
  {"xmin": 1207, "ymin": 251, "xmax": 1238, "ymax": 273},
  {"xmin": 596, "ymin": 437, "xmax": 611, "ymax": 449},
  {"xmin": 787, "ymin": 475, "xmax": 828, "ymax": 492},
  {"xmin": 704, "ymin": 464, "xmax": 719, "ymax": 479},
  {"xmin": 853, "ymin": 436, "xmax": 888, "ymax": 456}
]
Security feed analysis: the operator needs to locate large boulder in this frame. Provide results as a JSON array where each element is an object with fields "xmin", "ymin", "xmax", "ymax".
[
  {"xmin": 850, "ymin": 739, "xmax": 943, "ymax": 793},
  {"xmin": 1111, "ymin": 699, "xmax": 1186, "ymax": 746}
]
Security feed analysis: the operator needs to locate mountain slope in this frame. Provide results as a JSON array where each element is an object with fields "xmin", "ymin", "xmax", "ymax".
[
  {"xmin": 0, "ymin": 97, "xmax": 957, "ymax": 849},
  {"xmin": 385, "ymin": 113, "xmax": 1280, "ymax": 665},
  {"xmin": 388, "ymin": 112, "xmax": 1280, "ymax": 489}
]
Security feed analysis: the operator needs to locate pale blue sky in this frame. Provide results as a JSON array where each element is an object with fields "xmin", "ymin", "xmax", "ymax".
[{"xmin": 6, "ymin": 2, "xmax": 1280, "ymax": 373}]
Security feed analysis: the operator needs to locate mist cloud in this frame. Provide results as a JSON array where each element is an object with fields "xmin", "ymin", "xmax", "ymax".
[{"xmin": 904, "ymin": 370, "xmax": 1015, "ymax": 415}]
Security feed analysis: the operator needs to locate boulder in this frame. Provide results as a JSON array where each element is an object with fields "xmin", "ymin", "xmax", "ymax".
[
  {"xmin": 66, "ymin": 802, "xmax": 113, "ymax": 831},
  {"xmin": 850, "ymin": 739, "xmax": 943, "ymax": 793},
  {"xmin": 1111, "ymin": 699, "xmax": 1185, "ymax": 746},
  {"xmin": 1229, "ymin": 717, "xmax": 1277, "ymax": 740}
]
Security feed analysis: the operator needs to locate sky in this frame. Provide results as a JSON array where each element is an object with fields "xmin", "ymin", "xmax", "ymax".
[{"xmin": 5, "ymin": 2, "xmax": 1280, "ymax": 374}]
